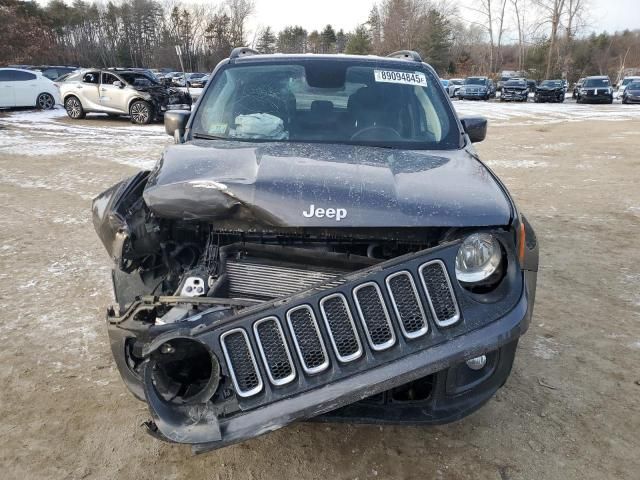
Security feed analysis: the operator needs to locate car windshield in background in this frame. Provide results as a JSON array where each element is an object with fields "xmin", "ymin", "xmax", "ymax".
[
  {"xmin": 451, "ymin": 79, "xmax": 463, "ymax": 85},
  {"xmin": 584, "ymin": 78, "xmax": 609, "ymax": 88},
  {"xmin": 505, "ymin": 80, "xmax": 526, "ymax": 87},
  {"xmin": 541, "ymin": 80, "xmax": 563, "ymax": 87},
  {"xmin": 191, "ymin": 61, "xmax": 459, "ymax": 150},
  {"xmin": 628, "ymin": 82, "xmax": 640, "ymax": 90},
  {"xmin": 120, "ymin": 72, "xmax": 158, "ymax": 86},
  {"xmin": 621, "ymin": 78, "xmax": 639, "ymax": 86},
  {"xmin": 465, "ymin": 77, "xmax": 486, "ymax": 85}
]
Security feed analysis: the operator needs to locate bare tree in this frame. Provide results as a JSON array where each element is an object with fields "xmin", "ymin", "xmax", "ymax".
[
  {"xmin": 469, "ymin": 0, "xmax": 508, "ymax": 73},
  {"xmin": 533, "ymin": 0, "xmax": 566, "ymax": 78},
  {"xmin": 510, "ymin": 0, "xmax": 527, "ymax": 71}
]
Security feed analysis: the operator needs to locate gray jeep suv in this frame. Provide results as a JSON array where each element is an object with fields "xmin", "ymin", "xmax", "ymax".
[
  {"xmin": 92, "ymin": 48, "xmax": 539, "ymax": 452},
  {"xmin": 60, "ymin": 69, "xmax": 191, "ymax": 124}
]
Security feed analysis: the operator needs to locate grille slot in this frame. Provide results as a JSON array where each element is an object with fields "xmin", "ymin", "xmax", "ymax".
[
  {"xmin": 385, "ymin": 271, "xmax": 428, "ymax": 338},
  {"xmin": 220, "ymin": 328, "xmax": 263, "ymax": 397},
  {"xmin": 286, "ymin": 305, "xmax": 330, "ymax": 374},
  {"xmin": 253, "ymin": 317, "xmax": 296, "ymax": 386},
  {"xmin": 352, "ymin": 282, "xmax": 396, "ymax": 350},
  {"xmin": 319, "ymin": 293, "xmax": 363, "ymax": 363},
  {"xmin": 418, "ymin": 260, "xmax": 460, "ymax": 327}
]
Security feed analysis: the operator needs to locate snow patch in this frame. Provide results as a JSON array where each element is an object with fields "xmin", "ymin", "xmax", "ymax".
[{"xmin": 533, "ymin": 336, "xmax": 559, "ymax": 360}]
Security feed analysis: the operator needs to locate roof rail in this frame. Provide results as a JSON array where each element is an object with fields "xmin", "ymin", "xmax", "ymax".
[
  {"xmin": 387, "ymin": 50, "xmax": 422, "ymax": 62},
  {"xmin": 230, "ymin": 47, "xmax": 261, "ymax": 60}
]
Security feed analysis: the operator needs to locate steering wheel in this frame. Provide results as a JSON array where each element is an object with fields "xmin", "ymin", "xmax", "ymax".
[{"xmin": 350, "ymin": 126, "xmax": 402, "ymax": 141}]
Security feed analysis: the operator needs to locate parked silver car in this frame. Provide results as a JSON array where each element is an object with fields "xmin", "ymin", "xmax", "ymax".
[{"xmin": 59, "ymin": 69, "xmax": 191, "ymax": 124}]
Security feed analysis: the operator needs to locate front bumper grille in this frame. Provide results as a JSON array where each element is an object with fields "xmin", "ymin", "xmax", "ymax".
[{"xmin": 222, "ymin": 257, "xmax": 459, "ymax": 395}]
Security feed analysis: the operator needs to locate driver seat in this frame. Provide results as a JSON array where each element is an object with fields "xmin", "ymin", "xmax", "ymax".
[{"xmin": 347, "ymin": 85, "xmax": 401, "ymax": 131}]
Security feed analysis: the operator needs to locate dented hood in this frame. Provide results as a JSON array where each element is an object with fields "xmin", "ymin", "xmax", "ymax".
[{"xmin": 143, "ymin": 141, "xmax": 512, "ymax": 228}]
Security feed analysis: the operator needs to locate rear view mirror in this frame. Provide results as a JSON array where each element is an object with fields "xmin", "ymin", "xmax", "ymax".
[
  {"xmin": 460, "ymin": 117, "xmax": 487, "ymax": 143},
  {"xmin": 164, "ymin": 110, "xmax": 190, "ymax": 142}
]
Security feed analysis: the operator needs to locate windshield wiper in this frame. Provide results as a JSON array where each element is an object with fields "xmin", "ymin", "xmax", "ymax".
[{"xmin": 193, "ymin": 133, "xmax": 225, "ymax": 140}]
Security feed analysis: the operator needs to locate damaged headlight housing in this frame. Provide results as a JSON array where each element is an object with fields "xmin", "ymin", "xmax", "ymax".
[{"xmin": 455, "ymin": 233, "xmax": 503, "ymax": 287}]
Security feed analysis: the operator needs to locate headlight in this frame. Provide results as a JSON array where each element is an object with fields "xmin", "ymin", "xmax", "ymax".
[
  {"xmin": 580, "ymin": 89, "xmax": 587, "ymax": 94},
  {"xmin": 455, "ymin": 233, "xmax": 503, "ymax": 284}
]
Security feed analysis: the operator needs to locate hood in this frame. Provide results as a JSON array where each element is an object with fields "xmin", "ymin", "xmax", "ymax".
[{"xmin": 143, "ymin": 141, "xmax": 513, "ymax": 228}]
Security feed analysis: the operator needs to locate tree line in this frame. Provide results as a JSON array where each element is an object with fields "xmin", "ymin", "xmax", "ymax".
[{"xmin": 1, "ymin": 0, "xmax": 639, "ymax": 82}]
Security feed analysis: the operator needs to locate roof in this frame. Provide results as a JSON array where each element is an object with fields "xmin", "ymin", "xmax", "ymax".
[{"xmin": 229, "ymin": 50, "xmax": 425, "ymax": 66}]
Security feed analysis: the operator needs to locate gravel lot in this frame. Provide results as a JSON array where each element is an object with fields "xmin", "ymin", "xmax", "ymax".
[{"xmin": 0, "ymin": 101, "xmax": 639, "ymax": 479}]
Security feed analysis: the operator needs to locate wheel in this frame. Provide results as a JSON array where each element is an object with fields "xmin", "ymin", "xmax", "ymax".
[
  {"xmin": 534, "ymin": 96, "xmax": 540, "ymax": 103},
  {"xmin": 36, "ymin": 92, "xmax": 55, "ymax": 110},
  {"xmin": 622, "ymin": 97, "xmax": 628, "ymax": 104},
  {"xmin": 607, "ymin": 98, "xmax": 613, "ymax": 104},
  {"xmin": 186, "ymin": 82, "xmax": 191, "ymax": 88},
  {"xmin": 64, "ymin": 96, "xmax": 85, "ymax": 119},
  {"xmin": 129, "ymin": 100, "xmax": 153, "ymax": 125}
]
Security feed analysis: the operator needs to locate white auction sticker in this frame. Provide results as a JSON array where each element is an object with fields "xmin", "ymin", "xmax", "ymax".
[{"xmin": 374, "ymin": 70, "xmax": 427, "ymax": 86}]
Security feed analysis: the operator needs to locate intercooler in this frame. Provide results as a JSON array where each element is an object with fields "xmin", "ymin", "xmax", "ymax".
[{"xmin": 225, "ymin": 258, "xmax": 345, "ymax": 299}]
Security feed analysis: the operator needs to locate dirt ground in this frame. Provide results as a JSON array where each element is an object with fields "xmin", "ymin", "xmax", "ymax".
[{"xmin": 0, "ymin": 104, "xmax": 639, "ymax": 480}]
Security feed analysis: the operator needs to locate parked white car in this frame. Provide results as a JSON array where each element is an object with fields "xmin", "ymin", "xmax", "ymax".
[
  {"xmin": 447, "ymin": 78, "xmax": 464, "ymax": 98},
  {"xmin": 0, "ymin": 68, "xmax": 60, "ymax": 109}
]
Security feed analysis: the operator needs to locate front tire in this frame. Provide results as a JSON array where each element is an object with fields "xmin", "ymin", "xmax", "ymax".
[
  {"xmin": 129, "ymin": 100, "xmax": 153, "ymax": 125},
  {"xmin": 36, "ymin": 92, "xmax": 55, "ymax": 110},
  {"xmin": 64, "ymin": 96, "xmax": 85, "ymax": 119}
]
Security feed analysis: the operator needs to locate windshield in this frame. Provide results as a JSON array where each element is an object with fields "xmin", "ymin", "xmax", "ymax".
[
  {"xmin": 505, "ymin": 80, "xmax": 526, "ymax": 87},
  {"xmin": 120, "ymin": 72, "xmax": 158, "ymax": 86},
  {"xmin": 451, "ymin": 79, "xmax": 463, "ymax": 85},
  {"xmin": 541, "ymin": 80, "xmax": 563, "ymax": 87},
  {"xmin": 621, "ymin": 78, "xmax": 638, "ymax": 86},
  {"xmin": 191, "ymin": 61, "xmax": 460, "ymax": 150},
  {"xmin": 628, "ymin": 81, "xmax": 640, "ymax": 90},
  {"xmin": 465, "ymin": 77, "xmax": 486, "ymax": 85},
  {"xmin": 584, "ymin": 78, "xmax": 609, "ymax": 88}
]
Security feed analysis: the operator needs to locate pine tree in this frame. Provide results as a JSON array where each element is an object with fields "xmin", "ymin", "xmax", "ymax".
[
  {"xmin": 320, "ymin": 24, "xmax": 336, "ymax": 53},
  {"xmin": 345, "ymin": 25, "xmax": 372, "ymax": 55},
  {"xmin": 257, "ymin": 26, "xmax": 276, "ymax": 54}
]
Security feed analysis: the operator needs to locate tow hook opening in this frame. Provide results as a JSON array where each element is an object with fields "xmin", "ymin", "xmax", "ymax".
[{"xmin": 150, "ymin": 338, "xmax": 220, "ymax": 405}]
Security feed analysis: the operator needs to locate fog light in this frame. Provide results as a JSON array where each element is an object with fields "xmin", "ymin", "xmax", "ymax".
[{"xmin": 466, "ymin": 355, "xmax": 487, "ymax": 371}]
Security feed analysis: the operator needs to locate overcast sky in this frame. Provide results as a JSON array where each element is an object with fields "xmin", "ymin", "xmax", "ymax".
[{"xmin": 247, "ymin": 0, "xmax": 640, "ymax": 38}]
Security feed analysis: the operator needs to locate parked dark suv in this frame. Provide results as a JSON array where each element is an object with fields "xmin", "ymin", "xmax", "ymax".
[
  {"xmin": 459, "ymin": 76, "xmax": 496, "ymax": 100},
  {"xmin": 500, "ymin": 78, "xmax": 529, "ymax": 102},
  {"xmin": 534, "ymin": 79, "xmax": 565, "ymax": 103},
  {"xmin": 92, "ymin": 48, "xmax": 539, "ymax": 453},
  {"xmin": 576, "ymin": 76, "xmax": 614, "ymax": 104}
]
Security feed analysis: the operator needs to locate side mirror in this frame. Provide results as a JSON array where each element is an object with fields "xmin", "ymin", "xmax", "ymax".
[
  {"xmin": 461, "ymin": 117, "xmax": 487, "ymax": 143},
  {"xmin": 113, "ymin": 80, "xmax": 124, "ymax": 88},
  {"xmin": 164, "ymin": 110, "xmax": 190, "ymax": 141}
]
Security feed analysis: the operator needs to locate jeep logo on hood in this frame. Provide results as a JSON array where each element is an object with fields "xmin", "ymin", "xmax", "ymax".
[{"xmin": 302, "ymin": 204, "xmax": 347, "ymax": 221}]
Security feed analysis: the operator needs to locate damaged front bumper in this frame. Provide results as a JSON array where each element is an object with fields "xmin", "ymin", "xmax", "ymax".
[{"xmin": 107, "ymin": 233, "xmax": 537, "ymax": 453}]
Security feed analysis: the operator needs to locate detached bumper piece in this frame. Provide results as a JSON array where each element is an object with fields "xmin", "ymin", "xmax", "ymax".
[{"xmin": 127, "ymin": 235, "xmax": 533, "ymax": 452}]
